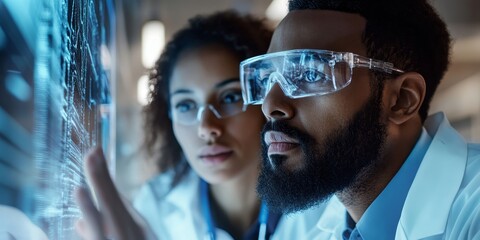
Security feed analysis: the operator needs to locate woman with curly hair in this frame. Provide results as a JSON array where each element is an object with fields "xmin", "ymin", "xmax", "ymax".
[
  {"xmin": 136, "ymin": 10, "xmax": 277, "ymax": 240},
  {"xmin": 75, "ymin": 10, "xmax": 324, "ymax": 240}
]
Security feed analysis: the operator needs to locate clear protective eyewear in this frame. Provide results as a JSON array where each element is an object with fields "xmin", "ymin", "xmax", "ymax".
[
  {"xmin": 170, "ymin": 97, "xmax": 247, "ymax": 126},
  {"xmin": 240, "ymin": 49, "xmax": 405, "ymax": 105}
]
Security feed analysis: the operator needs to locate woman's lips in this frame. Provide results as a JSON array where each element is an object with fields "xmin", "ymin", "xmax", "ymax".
[
  {"xmin": 199, "ymin": 151, "xmax": 233, "ymax": 165},
  {"xmin": 198, "ymin": 145, "xmax": 233, "ymax": 165}
]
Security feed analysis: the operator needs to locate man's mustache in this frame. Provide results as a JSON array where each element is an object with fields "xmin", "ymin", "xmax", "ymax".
[{"xmin": 261, "ymin": 120, "xmax": 303, "ymax": 141}]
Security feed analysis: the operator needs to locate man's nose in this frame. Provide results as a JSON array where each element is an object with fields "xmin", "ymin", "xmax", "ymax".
[{"xmin": 261, "ymin": 83, "xmax": 295, "ymax": 121}]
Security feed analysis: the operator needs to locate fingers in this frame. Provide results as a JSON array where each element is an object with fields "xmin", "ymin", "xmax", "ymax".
[
  {"xmin": 75, "ymin": 187, "xmax": 104, "ymax": 240},
  {"xmin": 75, "ymin": 219, "xmax": 87, "ymax": 239},
  {"xmin": 82, "ymin": 147, "xmax": 143, "ymax": 239},
  {"xmin": 83, "ymin": 148, "xmax": 126, "ymax": 223},
  {"xmin": 75, "ymin": 218, "xmax": 95, "ymax": 240}
]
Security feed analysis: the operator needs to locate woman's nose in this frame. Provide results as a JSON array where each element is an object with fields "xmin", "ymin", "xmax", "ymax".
[{"xmin": 197, "ymin": 106, "xmax": 222, "ymax": 141}]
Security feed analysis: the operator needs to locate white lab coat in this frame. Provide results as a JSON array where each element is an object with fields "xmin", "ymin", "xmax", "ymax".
[
  {"xmin": 133, "ymin": 169, "xmax": 328, "ymax": 240},
  {"xmin": 307, "ymin": 112, "xmax": 480, "ymax": 240}
]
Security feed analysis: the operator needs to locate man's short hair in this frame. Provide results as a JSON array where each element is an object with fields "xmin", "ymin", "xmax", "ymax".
[{"xmin": 289, "ymin": 0, "xmax": 451, "ymax": 121}]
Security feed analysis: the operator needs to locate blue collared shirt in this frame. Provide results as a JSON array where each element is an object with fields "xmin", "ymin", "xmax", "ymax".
[{"xmin": 344, "ymin": 127, "xmax": 433, "ymax": 240}]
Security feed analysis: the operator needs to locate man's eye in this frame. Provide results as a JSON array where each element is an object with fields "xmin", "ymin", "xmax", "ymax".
[
  {"xmin": 221, "ymin": 90, "xmax": 242, "ymax": 104},
  {"xmin": 302, "ymin": 69, "xmax": 329, "ymax": 83},
  {"xmin": 175, "ymin": 100, "xmax": 196, "ymax": 113}
]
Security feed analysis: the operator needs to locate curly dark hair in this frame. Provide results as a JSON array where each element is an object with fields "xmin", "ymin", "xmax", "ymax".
[
  {"xmin": 143, "ymin": 10, "xmax": 273, "ymax": 187},
  {"xmin": 288, "ymin": 0, "xmax": 451, "ymax": 121}
]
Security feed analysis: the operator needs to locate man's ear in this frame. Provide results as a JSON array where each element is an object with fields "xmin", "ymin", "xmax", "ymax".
[{"xmin": 384, "ymin": 72, "xmax": 426, "ymax": 125}]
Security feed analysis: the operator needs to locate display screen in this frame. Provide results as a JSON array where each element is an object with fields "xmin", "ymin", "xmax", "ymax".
[{"xmin": 0, "ymin": 0, "xmax": 115, "ymax": 238}]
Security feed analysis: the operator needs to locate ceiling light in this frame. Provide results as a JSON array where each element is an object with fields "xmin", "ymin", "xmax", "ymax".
[
  {"xmin": 141, "ymin": 20, "xmax": 165, "ymax": 69},
  {"xmin": 137, "ymin": 75, "xmax": 149, "ymax": 105}
]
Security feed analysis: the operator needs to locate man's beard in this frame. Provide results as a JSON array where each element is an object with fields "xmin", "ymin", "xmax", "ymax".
[{"xmin": 257, "ymin": 91, "xmax": 387, "ymax": 214}]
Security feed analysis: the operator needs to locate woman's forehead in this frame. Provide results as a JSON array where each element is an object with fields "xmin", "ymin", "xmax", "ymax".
[{"xmin": 169, "ymin": 46, "xmax": 241, "ymax": 94}]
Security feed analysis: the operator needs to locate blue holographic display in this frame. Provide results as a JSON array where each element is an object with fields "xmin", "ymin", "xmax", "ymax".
[{"xmin": 0, "ymin": 0, "xmax": 115, "ymax": 238}]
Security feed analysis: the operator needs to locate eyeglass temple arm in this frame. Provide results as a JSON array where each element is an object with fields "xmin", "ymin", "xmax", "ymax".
[{"xmin": 353, "ymin": 55, "xmax": 404, "ymax": 74}]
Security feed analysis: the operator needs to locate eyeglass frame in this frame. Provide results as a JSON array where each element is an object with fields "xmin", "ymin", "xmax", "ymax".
[
  {"xmin": 169, "ymin": 99, "xmax": 248, "ymax": 126},
  {"xmin": 240, "ymin": 49, "xmax": 405, "ymax": 105}
]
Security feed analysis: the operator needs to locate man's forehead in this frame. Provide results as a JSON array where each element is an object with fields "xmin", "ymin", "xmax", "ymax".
[{"xmin": 268, "ymin": 9, "xmax": 367, "ymax": 54}]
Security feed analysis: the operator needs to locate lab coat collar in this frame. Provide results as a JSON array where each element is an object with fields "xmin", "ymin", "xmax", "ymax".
[
  {"xmin": 314, "ymin": 113, "xmax": 468, "ymax": 239},
  {"xmin": 162, "ymin": 170, "xmax": 202, "ymax": 221},
  {"xmin": 396, "ymin": 112, "xmax": 468, "ymax": 239},
  {"xmin": 315, "ymin": 195, "xmax": 347, "ymax": 237}
]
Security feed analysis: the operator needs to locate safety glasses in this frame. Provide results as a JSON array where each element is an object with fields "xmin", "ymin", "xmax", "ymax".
[
  {"xmin": 171, "ymin": 103, "xmax": 247, "ymax": 125},
  {"xmin": 240, "ymin": 49, "xmax": 404, "ymax": 105},
  {"xmin": 169, "ymin": 87, "xmax": 248, "ymax": 125}
]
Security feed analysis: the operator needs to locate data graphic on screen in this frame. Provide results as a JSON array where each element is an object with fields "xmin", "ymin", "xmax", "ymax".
[{"xmin": 0, "ymin": 0, "xmax": 115, "ymax": 238}]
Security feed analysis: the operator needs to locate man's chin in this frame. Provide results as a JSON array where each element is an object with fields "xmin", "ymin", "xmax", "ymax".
[
  {"xmin": 257, "ymin": 163, "xmax": 335, "ymax": 214},
  {"xmin": 268, "ymin": 154, "xmax": 305, "ymax": 172},
  {"xmin": 258, "ymin": 172, "xmax": 334, "ymax": 214}
]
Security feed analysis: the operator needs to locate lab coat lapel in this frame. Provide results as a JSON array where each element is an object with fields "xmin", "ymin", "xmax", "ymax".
[
  {"xmin": 163, "ymin": 172, "xmax": 205, "ymax": 239},
  {"xmin": 396, "ymin": 113, "xmax": 468, "ymax": 239}
]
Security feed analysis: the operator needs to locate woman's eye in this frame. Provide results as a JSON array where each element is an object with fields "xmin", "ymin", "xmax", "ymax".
[
  {"xmin": 221, "ymin": 90, "xmax": 242, "ymax": 104},
  {"xmin": 174, "ymin": 100, "xmax": 196, "ymax": 113}
]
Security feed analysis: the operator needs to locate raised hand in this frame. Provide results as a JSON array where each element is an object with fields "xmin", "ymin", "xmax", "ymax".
[{"xmin": 75, "ymin": 147, "xmax": 154, "ymax": 240}]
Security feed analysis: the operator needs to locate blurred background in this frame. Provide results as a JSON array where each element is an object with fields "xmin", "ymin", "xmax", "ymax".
[{"xmin": 0, "ymin": 0, "xmax": 479, "ymax": 239}]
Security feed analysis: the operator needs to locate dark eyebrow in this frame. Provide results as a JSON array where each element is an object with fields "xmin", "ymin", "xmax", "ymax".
[
  {"xmin": 170, "ymin": 78, "xmax": 240, "ymax": 97},
  {"xmin": 170, "ymin": 89, "xmax": 192, "ymax": 96},
  {"xmin": 215, "ymin": 78, "xmax": 240, "ymax": 88}
]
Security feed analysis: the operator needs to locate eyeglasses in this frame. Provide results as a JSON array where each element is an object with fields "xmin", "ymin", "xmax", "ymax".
[
  {"xmin": 240, "ymin": 49, "xmax": 404, "ymax": 105},
  {"xmin": 170, "ymin": 90, "xmax": 247, "ymax": 125}
]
